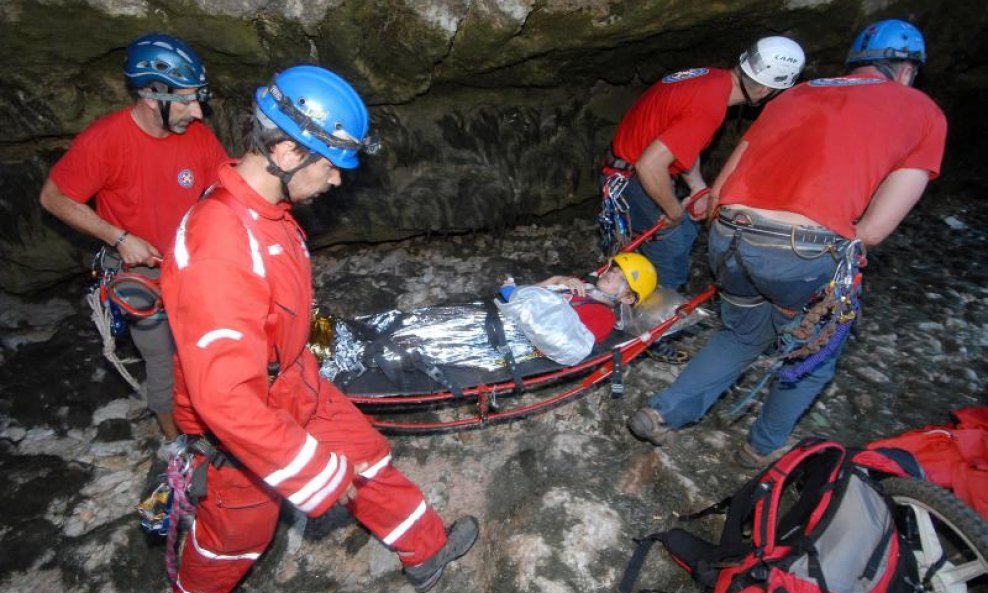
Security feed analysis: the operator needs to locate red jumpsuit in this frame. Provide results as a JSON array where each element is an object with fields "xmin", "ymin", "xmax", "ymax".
[{"xmin": 161, "ymin": 162, "xmax": 447, "ymax": 593}]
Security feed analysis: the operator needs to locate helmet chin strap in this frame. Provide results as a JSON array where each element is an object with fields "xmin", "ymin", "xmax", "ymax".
[
  {"xmin": 735, "ymin": 66, "xmax": 761, "ymax": 108},
  {"xmin": 158, "ymin": 99, "xmax": 173, "ymax": 132},
  {"xmin": 265, "ymin": 150, "xmax": 322, "ymax": 201},
  {"xmin": 873, "ymin": 61, "xmax": 898, "ymax": 82}
]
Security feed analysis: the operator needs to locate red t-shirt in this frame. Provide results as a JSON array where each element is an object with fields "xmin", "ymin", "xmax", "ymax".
[
  {"xmin": 611, "ymin": 67, "xmax": 733, "ymax": 174},
  {"xmin": 719, "ymin": 74, "xmax": 947, "ymax": 238},
  {"xmin": 574, "ymin": 302, "xmax": 617, "ymax": 343},
  {"xmin": 50, "ymin": 108, "xmax": 228, "ymax": 252}
]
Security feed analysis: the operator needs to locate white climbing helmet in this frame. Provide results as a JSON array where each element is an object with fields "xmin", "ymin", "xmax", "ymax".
[{"xmin": 739, "ymin": 36, "xmax": 806, "ymax": 89}]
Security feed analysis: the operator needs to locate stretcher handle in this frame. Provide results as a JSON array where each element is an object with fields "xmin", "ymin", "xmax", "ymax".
[{"xmin": 594, "ymin": 188, "xmax": 711, "ymax": 276}]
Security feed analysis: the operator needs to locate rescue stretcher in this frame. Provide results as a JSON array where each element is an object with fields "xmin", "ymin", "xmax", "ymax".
[
  {"xmin": 327, "ymin": 192, "xmax": 717, "ymax": 434},
  {"xmin": 335, "ymin": 286, "xmax": 715, "ymax": 434}
]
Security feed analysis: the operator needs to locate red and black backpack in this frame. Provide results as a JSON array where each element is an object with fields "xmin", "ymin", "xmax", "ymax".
[{"xmin": 619, "ymin": 438, "xmax": 922, "ymax": 593}]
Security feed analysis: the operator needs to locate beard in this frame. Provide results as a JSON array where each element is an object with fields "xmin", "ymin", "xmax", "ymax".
[{"xmin": 168, "ymin": 117, "xmax": 195, "ymax": 134}]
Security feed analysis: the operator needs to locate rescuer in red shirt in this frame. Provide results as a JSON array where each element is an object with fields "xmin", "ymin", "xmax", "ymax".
[
  {"xmin": 599, "ymin": 36, "xmax": 806, "ymax": 291},
  {"xmin": 39, "ymin": 33, "xmax": 227, "ymax": 448},
  {"xmin": 628, "ymin": 20, "xmax": 947, "ymax": 469},
  {"xmin": 161, "ymin": 65, "xmax": 478, "ymax": 593}
]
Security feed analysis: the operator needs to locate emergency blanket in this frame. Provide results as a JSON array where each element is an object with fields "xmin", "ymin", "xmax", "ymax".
[
  {"xmin": 496, "ymin": 286, "xmax": 595, "ymax": 366},
  {"xmin": 322, "ymin": 304, "xmax": 538, "ymax": 379},
  {"xmin": 867, "ymin": 406, "xmax": 988, "ymax": 519},
  {"xmin": 319, "ymin": 287, "xmax": 706, "ymax": 381}
]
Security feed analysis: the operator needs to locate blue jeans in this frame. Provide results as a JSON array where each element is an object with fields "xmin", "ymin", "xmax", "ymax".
[
  {"xmin": 624, "ymin": 177, "xmax": 698, "ymax": 291},
  {"xmin": 646, "ymin": 221, "xmax": 843, "ymax": 454}
]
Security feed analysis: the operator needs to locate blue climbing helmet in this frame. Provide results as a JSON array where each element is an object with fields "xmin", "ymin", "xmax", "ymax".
[
  {"xmin": 124, "ymin": 33, "xmax": 208, "ymax": 89},
  {"xmin": 254, "ymin": 65, "xmax": 378, "ymax": 169},
  {"xmin": 846, "ymin": 19, "xmax": 926, "ymax": 66}
]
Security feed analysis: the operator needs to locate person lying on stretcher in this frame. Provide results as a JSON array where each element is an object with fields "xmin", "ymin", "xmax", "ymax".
[
  {"xmin": 319, "ymin": 254, "xmax": 682, "ymax": 382},
  {"xmin": 498, "ymin": 252, "xmax": 658, "ymax": 359}
]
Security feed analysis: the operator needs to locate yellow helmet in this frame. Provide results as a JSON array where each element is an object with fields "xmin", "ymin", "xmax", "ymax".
[{"xmin": 612, "ymin": 252, "xmax": 658, "ymax": 304}]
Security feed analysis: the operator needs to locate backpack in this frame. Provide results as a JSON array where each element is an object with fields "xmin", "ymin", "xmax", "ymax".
[{"xmin": 618, "ymin": 438, "xmax": 923, "ymax": 593}]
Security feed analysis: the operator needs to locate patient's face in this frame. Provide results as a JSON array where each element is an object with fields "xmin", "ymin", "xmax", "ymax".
[{"xmin": 596, "ymin": 266, "xmax": 628, "ymax": 296}]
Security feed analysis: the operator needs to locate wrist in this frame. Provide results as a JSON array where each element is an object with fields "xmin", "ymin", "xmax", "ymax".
[{"xmin": 112, "ymin": 230, "xmax": 129, "ymax": 247}]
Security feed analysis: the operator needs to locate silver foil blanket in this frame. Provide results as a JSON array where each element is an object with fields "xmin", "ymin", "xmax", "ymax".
[
  {"xmin": 319, "ymin": 289, "xmax": 708, "ymax": 381},
  {"xmin": 320, "ymin": 303, "xmax": 539, "ymax": 380}
]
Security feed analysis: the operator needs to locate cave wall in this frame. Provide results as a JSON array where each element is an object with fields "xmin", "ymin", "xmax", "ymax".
[{"xmin": 0, "ymin": 0, "xmax": 984, "ymax": 292}]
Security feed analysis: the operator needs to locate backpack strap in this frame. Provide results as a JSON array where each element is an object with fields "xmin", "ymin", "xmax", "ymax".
[
  {"xmin": 751, "ymin": 439, "xmax": 846, "ymax": 554},
  {"xmin": 617, "ymin": 533, "xmax": 663, "ymax": 593}
]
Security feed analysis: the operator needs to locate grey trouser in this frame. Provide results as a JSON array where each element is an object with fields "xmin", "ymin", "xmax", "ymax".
[{"xmin": 100, "ymin": 251, "xmax": 175, "ymax": 415}]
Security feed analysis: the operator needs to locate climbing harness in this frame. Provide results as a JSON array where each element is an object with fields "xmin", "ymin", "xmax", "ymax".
[
  {"xmin": 137, "ymin": 435, "xmax": 243, "ymax": 586},
  {"xmin": 598, "ymin": 171, "xmax": 633, "ymax": 255},
  {"xmin": 86, "ymin": 248, "xmax": 165, "ymax": 392},
  {"xmin": 727, "ymin": 240, "xmax": 865, "ymax": 419},
  {"xmin": 597, "ymin": 148, "xmax": 711, "ymax": 257},
  {"xmin": 598, "ymin": 146, "xmax": 636, "ymax": 255},
  {"xmin": 136, "ymin": 436, "xmax": 197, "ymax": 584}
]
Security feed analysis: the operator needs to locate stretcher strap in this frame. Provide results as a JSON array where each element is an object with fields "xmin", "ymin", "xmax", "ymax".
[
  {"xmin": 365, "ymin": 328, "xmax": 465, "ymax": 399},
  {"xmin": 483, "ymin": 299, "xmax": 526, "ymax": 393},
  {"xmin": 610, "ymin": 348, "xmax": 624, "ymax": 399}
]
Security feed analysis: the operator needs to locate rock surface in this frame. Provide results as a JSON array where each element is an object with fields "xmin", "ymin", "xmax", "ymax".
[{"xmin": 1, "ymin": 0, "xmax": 985, "ymax": 291}]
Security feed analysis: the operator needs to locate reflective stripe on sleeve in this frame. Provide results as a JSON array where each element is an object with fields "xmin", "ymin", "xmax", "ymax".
[
  {"xmin": 297, "ymin": 457, "xmax": 350, "ymax": 513},
  {"xmin": 264, "ymin": 434, "xmax": 317, "ymax": 487},
  {"xmin": 382, "ymin": 500, "xmax": 427, "ymax": 546},
  {"xmin": 286, "ymin": 454, "xmax": 344, "ymax": 506},
  {"xmin": 245, "ymin": 227, "xmax": 265, "ymax": 278},
  {"xmin": 174, "ymin": 211, "xmax": 192, "ymax": 269},
  {"xmin": 196, "ymin": 329, "xmax": 244, "ymax": 348},
  {"xmin": 360, "ymin": 454, "xmax": 392, "ymax": 480}
]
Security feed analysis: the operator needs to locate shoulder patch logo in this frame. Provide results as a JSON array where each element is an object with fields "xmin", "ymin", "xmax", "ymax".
[
  {"xmin": 177, "ymin": 169, "xmax": 195, "ymax": 189},
  {"xmin": 809, "ymin": 76, "xmax": 885, "ymax": 87},
  {"xmin": 662, "ymin": 67, "xmax": 709, "ymax": 83}
]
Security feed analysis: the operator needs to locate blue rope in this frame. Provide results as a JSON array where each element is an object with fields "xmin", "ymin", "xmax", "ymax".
[{"xmin": 777, "ymin": 315, "xmax": 854, "ymax": 384}]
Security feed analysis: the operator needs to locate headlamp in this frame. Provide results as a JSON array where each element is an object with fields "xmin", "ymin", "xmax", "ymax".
[
  {"xmin": 268, "ymin": 82, "xmax": 380, "ymax": 155},
  {"xmin": 139, "ymin": 86, "xmax": 212, "ymax": 104}
]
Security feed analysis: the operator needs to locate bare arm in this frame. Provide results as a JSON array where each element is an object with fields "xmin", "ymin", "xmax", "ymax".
[
  {"xmin": 39, "ymin": 177, "xmax": 162, "ymax": 266},
  {"xmin": 855, "ymin": 168, "xmax": 931, "ymax": 248},
  {"xmin": 679, "ymin": 155, "xmax": 708, "ymax": 195},
  {"xmin": 635, "ymin": 139, "xmax": 683, "ymax": 222},
  {"xmin": 537, "ymin": 276, "xmax": 588, "ymax": 296}
]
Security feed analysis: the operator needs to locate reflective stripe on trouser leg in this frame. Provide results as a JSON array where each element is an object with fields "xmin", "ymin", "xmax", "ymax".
[
  {"xmin": 346, "ymin": 460, "xmax": 447, "ymax": 566},
  {"xmin": 312, "ymin": 380, "xmax": 448, "ymax": 566},
  {"xmin": 177, "ymin": 466, "xmax": 280, "ymax": 593}
]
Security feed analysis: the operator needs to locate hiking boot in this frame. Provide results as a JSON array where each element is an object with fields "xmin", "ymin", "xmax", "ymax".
[
  {"xmin": 627, "ymin": 407, "xmax": 672, "ymax": 446},
  {"xmin": 646, "ymin": 342, "xmax": 689, "ymax": 364},
  {"xmin": 404, "ymin": 515, "xmax": 479, "ymax": 592},
  {"xmin": 735, "ymin": 439, "xmax": 793, "ymax": 470}
]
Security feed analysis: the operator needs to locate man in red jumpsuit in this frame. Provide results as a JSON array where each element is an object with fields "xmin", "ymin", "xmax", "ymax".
[
  {"xmin": 628, "ymin": 20, "xmax": 947, "ymax": 468},
  {"xmin": 39, "ymin": 33, "xmax": 228, "ymax": 446},
  {"xmin": 600, "ymin": 36, "xmax": 805, "ymax": 291},
  {"xmin": 161, "ymin": 65, "xmax": 478, "ymax": 593}
]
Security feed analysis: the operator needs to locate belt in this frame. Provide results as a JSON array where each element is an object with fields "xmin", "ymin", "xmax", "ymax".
[
  {"xmin": 603, "ymin": 145, "xmax": 634, "ymax": 173},
  {"xmin": 717, "ymin": 208, "xmax": 842, "ymax": 246}
]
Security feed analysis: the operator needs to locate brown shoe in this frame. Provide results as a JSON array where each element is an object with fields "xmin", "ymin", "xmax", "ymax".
[
  {"xmin": 627, "ymin": 407, "xmax": 672, "ymax": 446},
  {"xmin": 735, "ymin": 440, "xmax": 791, "ymax": 470}
]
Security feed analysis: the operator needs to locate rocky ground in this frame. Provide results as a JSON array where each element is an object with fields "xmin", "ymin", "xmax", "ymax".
[{"xmin": 0, "ymin": 186, "xmax": 984, "ymax": 593}]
